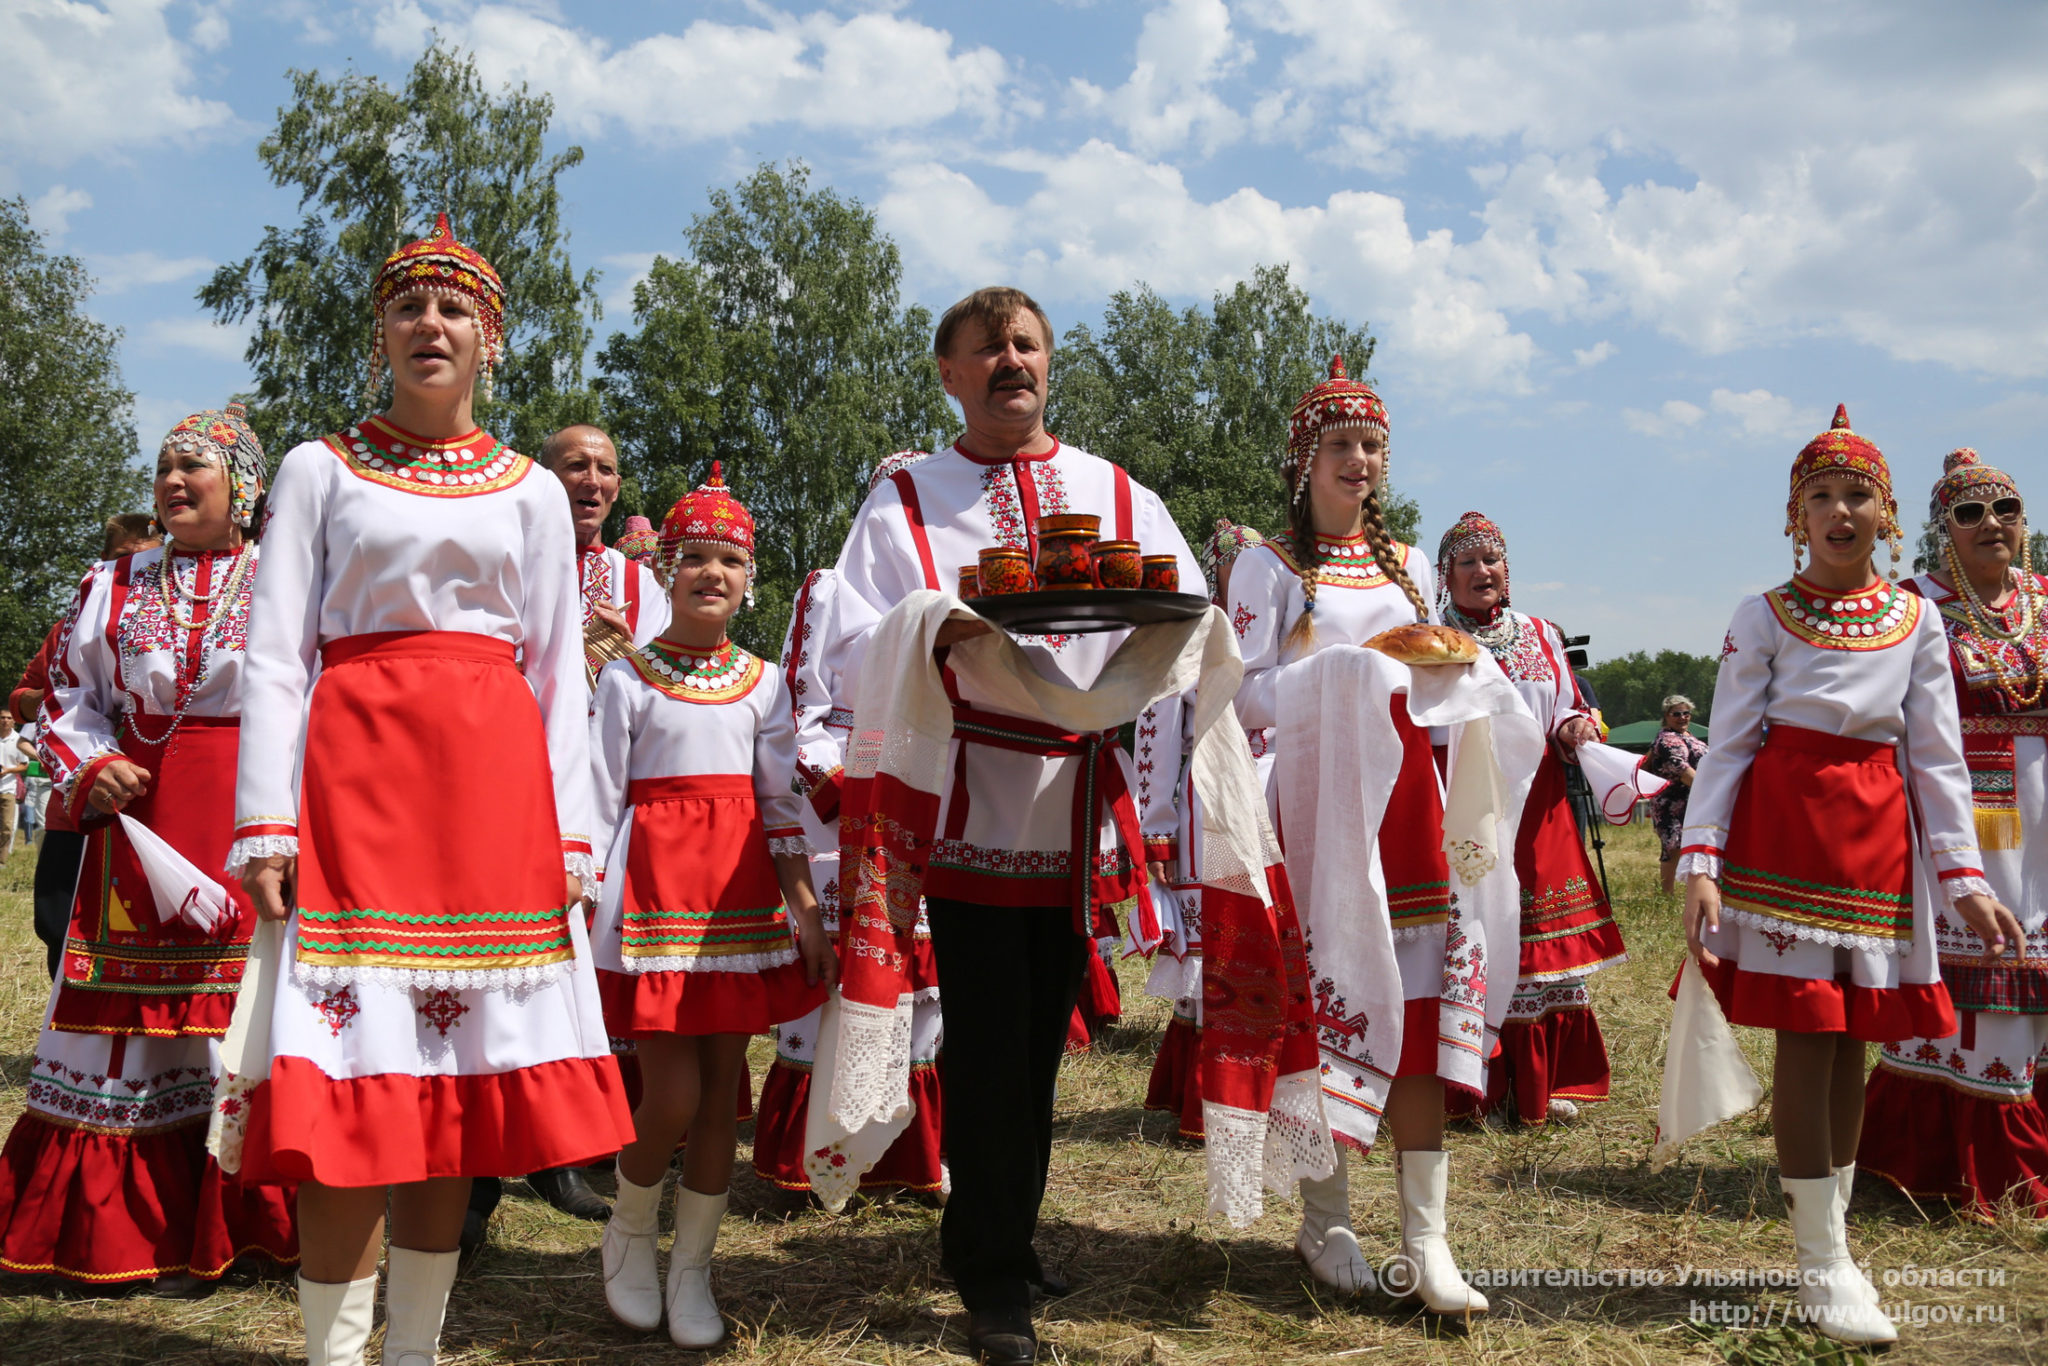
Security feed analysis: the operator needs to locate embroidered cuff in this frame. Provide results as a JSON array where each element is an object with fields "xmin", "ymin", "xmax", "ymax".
[
  {"xmin": 1143, "ymin": 834, "xmax": 1178, "ymax": 864},
  {"xmin": 807, "ymin": 768, "xmax": 844, "ymax": 822},
  {"xmin": 226, "ymin": 834, "xmax": 299, "ymax": 880},
  {"xmin": 561, "ymin": 834, "xmax": 593, "ymax": 857},
  {"xmin": 64, "ymin": 751, "xmax": 125, "ymax": 822}
]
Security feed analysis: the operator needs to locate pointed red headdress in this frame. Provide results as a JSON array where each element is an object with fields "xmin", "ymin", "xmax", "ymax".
[
  {"xmin": 658, "ymin": 461, "xmax": 757, "ymax": 586},
  {"xmin": 372, "ymin": 212, "xmax": 508, "ymax": 368},
  {"xmin": 1284, "ymin": 354, "xmax": 1389, "ymax": 500}
]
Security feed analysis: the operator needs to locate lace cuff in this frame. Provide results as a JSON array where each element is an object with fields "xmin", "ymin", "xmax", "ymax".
[
  {"xmin": 1941, "ymin": 875, "xmax": 1994, "ymax": 905},
  {"xmin": 767, "ymin": 834, "xmax": 815, "ymax": 857},
  {"xmin": 565, "ymin": 851, "xmax": 597, "ymax": 897},
  {"xmin": 225, "ymin": 834, "xmax": 298, "ymax": 880},
  {"xmin": 1675, "ymin": 850, "xmax": 1722, "ymax": 881}
]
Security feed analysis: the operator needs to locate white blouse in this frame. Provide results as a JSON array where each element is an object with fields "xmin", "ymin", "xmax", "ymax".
[
  {"xmin": 1456, "ymin": 608, "xmax": 1586, "ymax": 739},
  {"xmin": 229, "ymin": 427, "xmax": 592, "ymax": 878},
  {"xmin": 588, "ymin": 645, "xmax": 807, "ymax": 879},
  {"xmin": 581, "ymin": 543, "xmax": 670, "ymax": 648},
  {"xmin": 42, "ymin": 545, "xmax": 259, "ymax": 803},
  {"xmin": 1678, "ymin": 581, "xmax": 1986, "ymax": 903},
  {"xmin": 783, "ymin": 568, "xmax": 857, "ymax": 805}
]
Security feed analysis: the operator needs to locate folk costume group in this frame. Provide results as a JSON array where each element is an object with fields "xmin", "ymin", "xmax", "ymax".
[{"xmin": 0, "ymin": 213, "xmax": 2036, "ymax": 1366}]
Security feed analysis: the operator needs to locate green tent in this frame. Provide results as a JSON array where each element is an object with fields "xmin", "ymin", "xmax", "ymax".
[{"xmin": 1604, "ymin": 719, "xmax": 1708, "ymax": 752}]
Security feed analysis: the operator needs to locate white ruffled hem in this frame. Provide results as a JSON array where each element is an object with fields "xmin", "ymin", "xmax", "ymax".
[
  {"xmin": 288, "ymin": 957, "xmax": 570, "ymax": 992},
  {"xmin": 1675, "ymin": 850, "xmax": 1722, "ymax": 881},
  {"xmin": 1720, "ymin": 906, "xmax": 1908, "ymax": 957},
  {"xmin": 617, "ymin": 945, "xmax": 798, "ymax": 975},
  {"xmin": 1519, "ymin": 953, "xmax": 1627, "ymax": 985},
  {"xmin": 1941, "ymin": 875, "xmax": 1994, "ymax": 905},
  {"xmin": 225, "ymin": 834, "xmax": 299, "ymax": 880},
  {"xmin": 767, "ymin": 835, "xmax": 815, "ymax": 857}
]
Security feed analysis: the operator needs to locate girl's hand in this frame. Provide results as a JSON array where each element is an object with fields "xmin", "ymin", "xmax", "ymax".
[
  {"xmin": 1684, "ymin": 872, "xmax": 1722, "ymax": 968},
  {"xmin": 794, "ymin": 908, "xmax": 839, "ymax": 989},
  {"xmin": 565, "ymin": 872, "xmax": 585, "ymax": 907},
  {"xmin": 242, "ymin": 854, "xmax": 298, "ymax": 924},
  {"xmin": 1557, "ymin": 717, "xmax": 1599, "ymax": 752},
  {"xmin": 89, "ymin": 758, "xmax": 151, "ymax": 814},
  {"xmin": 1953, "ymin": 892, "xmax": 2027, "ymax": 965}
]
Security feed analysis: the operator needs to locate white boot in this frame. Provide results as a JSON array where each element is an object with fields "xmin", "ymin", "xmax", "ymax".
[
  {"xmin": 1295, "ymin": 1150, "xmax": 1377, "ymax": 1293},
  {"xmin": 1833, "ymin": 1165, "xmax": 1881, "ymax": 1307},
  {"xmin": 603, "ymin": 1169, "xmax": 666, "ymax": 1330},
  {"xmin": 382, "ymin": 1247, "xmax": 460, "ymax": 1366},
  {"xmin": 1389, "ymin": 1151, "xmax": 1487, "ymax": 1316},
  {"xmin": 1783, "ymin": 1174, "xmax": 1896, "ymax": 1345},
  {"xmin": 665, "ymin": 1186, "xmax": 728, "ymax": 1348},
  {"xmin": 299, "ymin": 1273, "xmax": 378, "ymax": 1366}
]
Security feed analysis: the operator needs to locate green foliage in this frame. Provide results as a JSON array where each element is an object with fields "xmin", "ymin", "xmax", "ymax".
[
  {"xmin": 598, "ymin": 162, "xmax": 954, "ymax": 656},
  {"xmin": 0, "ymin": 198, "xmax": 150, "ymax": 684},
  {"xmin": 1581, "ymin": 648, "xmax": 1720, "ymax": 728},
  {"xmin": 1047, "ymin": 265, "xmax": 1416, "ymax": 550},
  {"xmin": 200, "ymin": 42, "xmax": 601, "ymax": 462}
]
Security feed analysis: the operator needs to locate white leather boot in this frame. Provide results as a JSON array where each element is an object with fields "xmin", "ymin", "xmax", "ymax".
[
  {"xmin": 665, "ymin": 1186, "xmax": 728, "ymax": 1348},
  {"xmin": 1832, "ymin": 1164, "xmax": 1881, "ymax": 1306},
  {"xmin": 299, "ymin": 1273, "xmax": 378, "ymax": 1366},
  {"xmin": 603, "ymin": 1169, "xmax": 666, "ymax": 1330},
  {"xmin": 1295, "ymin": 1149, "xmax": 1377, "ymax": 1293},
  {"xmin": 1389, "ymin": 1150, "xmax": 1488, "ymax": 1316},
  {"xmin": 382, "ymin": 1247, "xmax": 461, "ymax": 1366},
  {"xmin": 1783, "ymin": 1174, "xmax": 1896, "ymax": 1345}
]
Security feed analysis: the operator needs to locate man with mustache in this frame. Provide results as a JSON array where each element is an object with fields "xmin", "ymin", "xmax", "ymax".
[{"xmin": 827, "ymin": 288, "xmax": 1200, "ymax": 1365}]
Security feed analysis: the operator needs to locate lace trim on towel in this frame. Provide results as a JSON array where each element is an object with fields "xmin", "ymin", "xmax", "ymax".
[
  {"xmin": 225, "ymin": 834, "xmax": 298, "ymax": 880},
  {"xmin": 1202, "ymin": 1071, "xmax": 1335, "ymax": 1230},
  {"xmin": 825, "ymin": 994, "xmax": 914, "ymax": 1131},
  {"xmin": 1720, "ymin": 906, "xmax": 1909, "ymax": 957}
]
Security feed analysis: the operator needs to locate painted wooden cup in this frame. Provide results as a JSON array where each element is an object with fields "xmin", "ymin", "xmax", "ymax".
[
  {"xmin": 1140, "ymin": 555, "xmax": 1180, "ymax": 593},
  {"xmin": 1094, "ymin": 540, "xmax": 1142, "ymax": 590},
  {"xmin": 957, "ymin": 564, "xmax": 982, "ymax": 598},
  {"xmin": 977, "ymin": 546, "xmax": 1035, "ymax": 595},
  {"xmin": 1036, "ymin": 530, "xmax": 1098, "ymax": 588}
]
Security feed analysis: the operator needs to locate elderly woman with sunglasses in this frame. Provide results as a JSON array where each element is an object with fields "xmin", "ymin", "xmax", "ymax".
[
  {"xmin": 1859, "ymin": 449, "xmax": 2048, "ymax": 1220},
  {"xmin": 1643, "ymin": 695, "xmax": 1707, "ymax": 893}
]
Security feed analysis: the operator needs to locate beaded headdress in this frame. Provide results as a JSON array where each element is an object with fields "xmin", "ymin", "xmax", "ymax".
[
  {"xmin": 1785, "ymin": 404, "xmax": 1901, "ymax": 571},
  {"xmin": 614, "ymin": 515, "xmax": 659, "ymax": 564},
  {"xmin": 1199, "ymin": 519, "xmax": 1264, "ymax": 602},
  {"xmin": 364, "ymin": 213, "xmax": 508, "ymax": 405},
  {"xmin": 869, "ymin": 449, "xmax": 931, "ymax": 494},
  {"xmin": 159, "ymin": 401, "xmax": 266, "ymax": 529},
  {"xmin": 1435, "ymin": 510, "xmax": 1510, "ymax": 611},
  {"xmin": 1284, "ymin": 355, "xmax": 1389, "ymax": 503},
  {"xmin": 1929, "ymin": 448, "xmax": 2021, "ymax": 521},
  {"xmin": 657, "ymin": 462, "xmax": 757, "ymax": 605}
]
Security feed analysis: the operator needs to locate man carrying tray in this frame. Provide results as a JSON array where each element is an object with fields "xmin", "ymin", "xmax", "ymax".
[{"xmin": 827, "ymin": 288, "xmax": 1207, "ymax": 1363}]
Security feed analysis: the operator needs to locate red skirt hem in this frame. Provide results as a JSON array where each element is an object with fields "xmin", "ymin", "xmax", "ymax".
[
  {"xmin": 1143, "ymin": 1015, "xmax": 1206, "ymax": 1140},
  {"xmin": 1858, "ymin": 1062, "xmax": 2048, "ymax": 1220},
  {"xmin": 599, "ymin": 964, "xmax": 827, "ymax": 1037},
  {"xmin": 1699, "ymin": 957, "xmax": 1955, "ymax": 1043},
  {"xmin": 239, "ymin": 1053, "xmax": 634, "ymax": 1186},
  {"xmin": 750, "ymin": 1060, "xmax": 945, "ymax": 1192},
  {"xmin": 0, "ymin": 1113, "xmax": 297, "ymax": 1283},
  {"xmin": 1450, "ymin": 1009, "xmax": 1611, "ymax": 1120}
]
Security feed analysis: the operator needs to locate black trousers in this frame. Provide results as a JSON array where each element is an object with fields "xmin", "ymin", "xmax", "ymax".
[
  {"xmin": 32, "ymin": 828, "xmax": 84, "ymax": 980},
  {"xmin": 927, "ymin": 899, "xmax": 1088, "ymax": 1313}
]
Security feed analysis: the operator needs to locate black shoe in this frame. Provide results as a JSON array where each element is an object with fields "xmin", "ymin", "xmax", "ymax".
[
  {"xmin": 1030, "ymin": 1272, "xmax": 1071, "ymax": 1299},
  {"xmin": 459, "ymin": 1207, "xmax": 489, "ymax": 1262},
  {"xmin": 966, "ymin": 1307, "xmax": 1037, "ymax": 1365},
  {"xmin": 527, "ymin": 1165, "xmax": 612, "ymax": 1221}
]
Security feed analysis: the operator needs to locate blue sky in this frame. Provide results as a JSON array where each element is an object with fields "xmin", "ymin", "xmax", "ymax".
[{"xmin": 7, "ymin": 0, "xmax": 2047, "ymax": 659}]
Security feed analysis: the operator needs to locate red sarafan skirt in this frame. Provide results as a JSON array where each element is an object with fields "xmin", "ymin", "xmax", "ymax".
[
  {"xmin": 1697, "ymin": 724, "xmax": 1953, "ymax": 1042},
  {"xmin": 1515, "ymin": 750, "xmax": 1626, "ymax": 981},
  {"xmin": 1381, "ymin": 704, "xmax": 1455, "ymax": 940},
  {"xmin": 599, "ymin": 775, "xmax": 827, "ymax": 1037},
  {"xmin": 1144, "ymin": 1011, "xmax": 1206, "ymax": 1140},
  {"xmin": 234, "ymin": 631, "xmax": 633, "ymax": 1187},
  {"xmin": 56, "ymin": 717, "xmax": 256, "ymax": 1037}
]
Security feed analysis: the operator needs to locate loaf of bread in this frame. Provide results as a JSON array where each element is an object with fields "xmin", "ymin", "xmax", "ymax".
[{"xmin": 1364, "ymin": 623, "xmax": 1481, "ymax": 666}]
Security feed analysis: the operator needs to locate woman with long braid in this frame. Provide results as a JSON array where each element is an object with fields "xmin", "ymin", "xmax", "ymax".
[{"xmin": 1228, "ymin": 357, "xmax": 1489, "ymax": 1315}]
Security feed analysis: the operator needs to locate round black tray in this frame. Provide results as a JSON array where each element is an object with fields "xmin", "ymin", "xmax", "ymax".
[{"xmin": 964, "ymin": 588, "xmax": 1211, "ymax": 635}]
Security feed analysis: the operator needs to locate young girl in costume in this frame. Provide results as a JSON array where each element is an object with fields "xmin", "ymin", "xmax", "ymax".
[
  {"xmin": 1682, "ymin": 408, "xmax": 2023, "ymax": 1346},
  {"xmin": 0, "ymin": 405, "xmax": 295, "ymax": 1289},
  {"xmin": 590, "ymin": 466, "xmax": 835, "ymax": 1346},
  {"xmin": 227, "ymin": 216, "xmax": 634, "ymax": 1366},
  {"xmin": 1230, "ymin": 357, "xmax": 1488, "ymax": 1314},
  {"xmin": 1438, "ymin": 511, "xmax": 1626, "ymax": 1125},
  {"xmin": 1858, "ymin": 449, "xmax": 2048, "ymax": 1218}
]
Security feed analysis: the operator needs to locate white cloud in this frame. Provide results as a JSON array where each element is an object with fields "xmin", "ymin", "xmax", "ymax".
[
  {"xmin": 1622, "ymin": 399, "xmax": 1704, "ymax": 437},
  {"xmin": 27, "ymin": 184, "xmax": 92, "ymax": 240},
  {"xmin": 372, "ymin": 3, "xmax": 1015, "ymax": 142},
  {"xmin": 0, "ymin": 0, "xmax": 237, "ymax": 163},
  {"xmin": 599, "ymin": 251, "xmax": 661, "ymax": 320},
  {"xmin": 141, "ymin": 315, "xmax": 248, "ymax": 361},
  {"xmin": 882, "ymin": 141, "xmax": 1537, "ymax": 395},
  {"xmin": 1068, "ymin": 0, "xmax": 1249, "ymax": 157},
  {"xmin": 86, "ymin": 251, "xmax": 213, "ymax": 294},
  {"xmin": 1572, "ymin": 341, "xmax": 1614, "ymax": 369},
  {"xmin": 1709, "ymin": 387, "xmax": 1818, "ymax": 444}
]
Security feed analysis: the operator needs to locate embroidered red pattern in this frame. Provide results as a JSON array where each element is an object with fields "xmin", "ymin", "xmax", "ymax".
[
  {"xmin": 1233, "ymin": 603, "xmax": 1257, "ymax": 638},
  {"xmin": 418, "ymin": 989, "xmax": 470, "ymax": 1038},
  {"xmin": 313, "ymin": 985, "xmax": 360, "ymax": 1036}
]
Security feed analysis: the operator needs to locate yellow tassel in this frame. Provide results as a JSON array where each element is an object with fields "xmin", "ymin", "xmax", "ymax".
[{"xmin": 1974, "ymin": 806, "xmax": 2022, "ymax": 852}]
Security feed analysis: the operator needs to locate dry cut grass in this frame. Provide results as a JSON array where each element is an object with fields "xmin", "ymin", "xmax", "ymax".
[{"xmin": 0, "ymin": 824, "xmax": 2043, "ymax": 1364}]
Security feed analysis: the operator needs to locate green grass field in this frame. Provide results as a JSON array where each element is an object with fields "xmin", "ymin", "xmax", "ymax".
[{"xmin": 0, "ymin": 822, "xmax": 2042, "ymax": 1363}]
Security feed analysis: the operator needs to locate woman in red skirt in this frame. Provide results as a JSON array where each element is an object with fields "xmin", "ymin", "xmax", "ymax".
[
  {"xmin": 1438, "ymin": 511, "xmax": 1626, "ymax": 1124},
  {"xmin": 590, "ymin": 468, "xmax": 834, "ymax": 1346},
  {"xmin": 1682, "ymin": 406, "xmax": 2024, "ymax": 1347},
  {"xmin": 223, "ymin": 216, "xmax": 635, "ymax": 1366},
  {"xmin": 0, "ymin": 404, "xmax": 294, "ymax": 1289}
]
